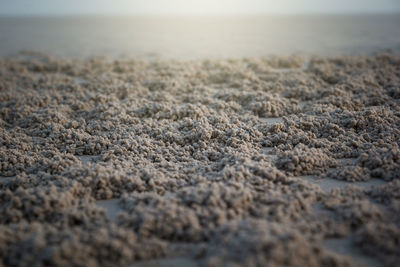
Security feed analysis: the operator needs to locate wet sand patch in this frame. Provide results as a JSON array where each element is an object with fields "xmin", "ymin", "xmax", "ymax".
[
  {"xmin": 299, "ymin": 175, "xmax": 387, "ymax": 192},
  {"xmin": 323, "ymin": 236, "xmax": 383, "ymax": 267},
  {"xmin": 96, "ymin": 198, "xmax": 122, "ymax": 223}
]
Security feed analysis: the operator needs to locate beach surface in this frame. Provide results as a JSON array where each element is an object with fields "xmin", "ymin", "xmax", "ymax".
[{"xmin": 0, "ymin": 51, "xmax": 399, "ymax": 266}]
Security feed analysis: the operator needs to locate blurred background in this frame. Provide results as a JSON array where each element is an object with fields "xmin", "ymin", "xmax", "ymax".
[{"xmin": 0, "ymin": 0, "xmax": 399, "ymax": 59}]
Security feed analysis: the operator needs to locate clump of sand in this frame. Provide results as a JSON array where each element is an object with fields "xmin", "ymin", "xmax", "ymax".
[{"xmin": 0, "ymin": 52, "xmax": 399, "ymax": 266}]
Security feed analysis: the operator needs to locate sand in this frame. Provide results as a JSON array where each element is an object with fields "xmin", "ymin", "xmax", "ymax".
[{"xmin": 0, "ymin": 51, "xmax": 399, "ymax": 267}]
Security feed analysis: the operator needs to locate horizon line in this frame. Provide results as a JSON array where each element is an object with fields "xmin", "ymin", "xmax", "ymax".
[{"xmin": 0, "ymin": 11, "xmax": 399, "ymax": 17}]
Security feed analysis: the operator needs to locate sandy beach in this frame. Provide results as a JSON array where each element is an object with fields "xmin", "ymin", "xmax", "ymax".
[{"xmin": 0, "ymin": 51, "xmax": 399, "ymax": 266}]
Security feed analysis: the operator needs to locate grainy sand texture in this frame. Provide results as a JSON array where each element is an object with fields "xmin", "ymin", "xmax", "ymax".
[{"xmin": 0, "ymin": 52, "xmax": 400, "ymax": 267}]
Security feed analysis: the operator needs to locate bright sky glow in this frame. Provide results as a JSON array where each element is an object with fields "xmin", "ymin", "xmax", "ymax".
[{"xmin": 0, "ymin": 0, "xmax": 399, "ymax": 15}]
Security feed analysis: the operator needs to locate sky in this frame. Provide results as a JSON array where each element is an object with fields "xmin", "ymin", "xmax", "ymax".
[{"xmin": 0, "ymin": 0, "xmax": 399, "ymax": 15}]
